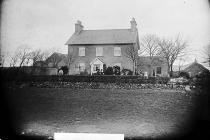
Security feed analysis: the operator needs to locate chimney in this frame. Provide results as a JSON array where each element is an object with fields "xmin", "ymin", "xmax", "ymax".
[
  {"xmin": 130, "ymin": 18, "xmax": 137, "ymax": 31},
  {"xmin": 75, "ymin": 20, "xmax": 83, "ymax": 34}
]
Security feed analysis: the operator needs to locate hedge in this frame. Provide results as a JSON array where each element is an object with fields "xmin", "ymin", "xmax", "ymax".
[{"xmin": 1, "ymin": 67, "xmax": 170, "ymax": 84}]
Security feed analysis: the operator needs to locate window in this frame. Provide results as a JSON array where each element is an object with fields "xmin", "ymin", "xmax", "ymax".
[
  {"xmin": 76, "ymin": 63, "xmax": 85, "ymax": 71},
  {"xmin": 96, "ymin": 47, "xmax": 103, "ymax": 56},
  {"xmin": 79, "ymin": 47, "xmax": 85, "ymax": 56},
  {"xmin": 114, "ymin": 47, "xmax": 121, "ymax": 56},
  {"xmin": 156, "ymin": 67, "xmax": 161, "ymax": 74}
]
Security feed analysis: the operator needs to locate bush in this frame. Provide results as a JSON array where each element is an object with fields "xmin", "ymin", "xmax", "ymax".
[
  {"xmin": 179, "ymin": 71, "xmax": 190, "ymax": 79},
  {"xmin": 193, "ymin": 70, "xmax": 210, "ymax": 90},
  {"xmin": 0, "ymin": 67, "xmax": 31, "ymax": 82},
  {"xmin": 103, "ymin": 64, "xmax": 107, "ymax": 74},
  {"xmin": 60, "ymin": 66, "xmax": 69, "ymax": 75},
  {"xmin": 104, "ymin": 67, "xmax": 113, "ymax": 75},
  {"xmin": 113, "ymin": 65, "xmax": 121, "ymax": 75},
  {"xmin": 1, "ymin": 68, "xmax": 171, "ymax": 85},
  {"xmin": 121, "ymin": 69, "xmax": 133, "ymax": 75}
]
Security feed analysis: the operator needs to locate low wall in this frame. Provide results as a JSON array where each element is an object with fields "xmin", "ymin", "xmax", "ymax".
[
  {"xmin": 11, "ymin": 75, "xmax": 170, "ymax": 84},
  {"xmin": 13, "ymin": 81, "xmax": 186, "ymax": 90}
]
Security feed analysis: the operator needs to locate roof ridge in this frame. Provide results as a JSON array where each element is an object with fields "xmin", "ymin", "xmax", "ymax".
[{"xmin": 82, "ymin": 29, "xmax": 131, "ymax": 31}]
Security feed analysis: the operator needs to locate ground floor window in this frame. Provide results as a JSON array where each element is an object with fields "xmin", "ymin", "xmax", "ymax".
[
  {"xmin": 156, "ymin": 67, "xmax": 161, "ymax": 74},
  {"xmin": 76, "ymin": 63, "xmax": 85, "ymax": 72}
]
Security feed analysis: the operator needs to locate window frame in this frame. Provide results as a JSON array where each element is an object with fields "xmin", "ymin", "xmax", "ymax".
[
  {"xmin": 78, "ymin": 47, "xmax": 85, "ymax": 56},
  {"xmin": 156, "ymin": 66, "xmax": 162, "ymax": 75},
  {"xmin": 96, "ymin": 47, "xmax": 103, "ymax": 56},
  {"xmin": 76, "ymin": 63, "xmax": 85, "ymax": 72},
  {"xmin": 114, "ymin": 47, "xmax": 121, "ymax": 56}
]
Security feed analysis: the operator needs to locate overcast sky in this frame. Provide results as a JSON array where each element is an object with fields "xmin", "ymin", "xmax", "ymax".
[{"xmin": 1, "ymin": 0, "xmax": 210, "ymax": 67}]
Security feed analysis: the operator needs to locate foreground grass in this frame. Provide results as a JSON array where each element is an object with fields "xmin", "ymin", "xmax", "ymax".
[{"xmin": 4, "ymin": 87, "xmax": 196, "ymax": 138}]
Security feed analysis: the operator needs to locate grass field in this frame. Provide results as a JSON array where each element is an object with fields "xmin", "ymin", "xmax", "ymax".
[{"xmin": 4, "ymin": 87, "xmax": 197, "ymax": 139}]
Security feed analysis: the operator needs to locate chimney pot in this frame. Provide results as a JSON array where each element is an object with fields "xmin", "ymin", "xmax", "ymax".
[
  {"xmin": 130, "ymin": 18, "xmax": 137, "ymax": 31},
  {"xmin": 75, "ymin": 20, "xmax": 83, "ymax": 34}
]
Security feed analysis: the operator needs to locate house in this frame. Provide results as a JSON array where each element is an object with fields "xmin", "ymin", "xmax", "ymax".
[
  {"xmin": 65, "ymin": 18, "xmax": 140, "ymax": 75},
  {"xmin": 182, "ymin": 59, "xmax": 209, "ymax": 77},
  {"xmin": 137, "ymin": 56, "xmax": 168, "ymax": 77},
  {"xmin": 33, "ymin": 52, "xmax": 68, "ymax": 68},
  {"xmin": 45, "ymin": 52, "xmax": 68, "ymax": 68},
  {"xmin": 33, "ymin": 61, "xmax": 48, "ymax": 67},
  {"xmin": 32, "ymin": 52, "xmax": 68, "ymax": 75}
]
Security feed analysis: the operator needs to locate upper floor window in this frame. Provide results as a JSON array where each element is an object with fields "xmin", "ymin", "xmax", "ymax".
[
  {"xmin": 114, "ymin": 47, "xmax": 121, "ymax": 56},
  {"xmin": 96, "ymin": 47, "xmax": 103, "ymax": 56},
  {"xmin": 79, "ymin": 47, "xmax": 85, "ymax": 56},
  {"xmin": 156, "ymin": 67, "xmax": 161, "ymax": 74}
]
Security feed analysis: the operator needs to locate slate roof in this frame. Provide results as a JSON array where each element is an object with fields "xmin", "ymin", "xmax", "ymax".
[
  {"xmin": 45, "ymin": 52, "xmax": 67, "ymax": 64},
  {"xmin": 33, "ymin": 61, "xmax": 48, "ymax": 67},
  {"xmin": 183, "ymin": 61, "xmax": 209, "ymax": 73},
  {"xmin": 65, "ymin": 29, "xmax": 138, "ymax": 45},
  {"xmin": 173, "ymin": 63, "xmax": 191, "ymax": 71},
  {"xmin": 137, "ymin": 56, "xmax": 166, "ymax": 66}
]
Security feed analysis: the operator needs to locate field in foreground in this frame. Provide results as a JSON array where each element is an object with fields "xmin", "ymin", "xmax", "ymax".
[{"xmin": 3, "ymin": 87, "xmax": 197, "ymax": 139}]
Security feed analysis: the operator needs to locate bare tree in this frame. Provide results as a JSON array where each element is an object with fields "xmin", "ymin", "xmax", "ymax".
[
  {"xmin": 64, "ymin": 53, "xmax": 75, "ymax": 69},
  {"xmin": 15, "ymin": 45, "xmax": 32, "ymax": 67},
  {"xmin": 45, "ymin": 52, "xmax": 63, "ymax": 68},
  {"xmin": 158, "ymin": 35, "xmax": 188, "ymax": 77},
  {"xmin": 203, "ymin": 43, "xmax": 210, "ymax": 66},
  {"xmin": 0, "ymin": 54, "xmax": 6, "ymax": 67},
  {"xmin": 42, "ymin": 50, "xmax": 51, "ymax": 61},
  {"xmin": 24, "ymin": 56, "xmax": 32, "ymax": 66},
  {"xmin": 0, "ymin": 55, "xmax": 4, "ymax": 67},
  {"xmin": 177, "ymin": 57, "xmax": 186, "ymax": 74},
  {"xmin": 140, "ymin": 34, "xmax": 160, "ymax": 76},
  {"xmin": 9, "ymin": 53, "xmax": 19, "ymax": 67},
  {"xmin": 141, "ymin": 34, "xmax": 160, "ymax": 57},
  {"xmin": 125, "ymin": 44, "xmax": 139, "ymax": 75},
  {"xmin": 30, "ymin": 49, "xmax": 47, "ymax": 65},
  {"xmin": 0, "ymin": 51, "xmax": 10, "ymax": 67}
]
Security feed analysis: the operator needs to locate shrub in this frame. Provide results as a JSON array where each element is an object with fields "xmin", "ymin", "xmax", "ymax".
[
  {"xmin": 193, "ymin": 70, "xmax": 210, "ymax": 89},
  {"xmin": 0, "ymin": 67, "xmax": 31, "ymax": 82},
  {"xmin": 103, "ymin": 64, "xmax": 107, "ymax": 74},
  {"xmin": 121, "ymin": 69, "xmax": 133, "ymax": 75},
  {"xmin": 179, "ymin": 71, "xmax": 190, "ymax": 79},
  {"xmin": 60, "ymin": 66, "xmax": 69, "ymax": 75},
  {"xmin": 113, "ymin": 65, "xmax": 121, "ymax": 75},
  {"xmin": 104, "ymin": 67, "xmax": 113, "ymax": 75}
]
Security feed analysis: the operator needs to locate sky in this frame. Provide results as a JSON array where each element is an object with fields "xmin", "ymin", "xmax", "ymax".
[{"xmin": 1, "ymin": 0, "xmax": 210, "ymax": 67}]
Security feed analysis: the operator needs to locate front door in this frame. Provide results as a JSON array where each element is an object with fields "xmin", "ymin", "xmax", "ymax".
[{"xmin": 93, "ymin": 64, "xmax": 100, "ymax": 73}]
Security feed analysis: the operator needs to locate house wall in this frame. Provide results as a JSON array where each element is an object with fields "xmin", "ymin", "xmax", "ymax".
[
  {"xmin": 68, "ymin": 44, "xmax": 134, "ymax": 75},
  {"xmin": 45, "ymin": 68, "xmax": 58, "ymax": 75},
  {"xmin": 183, "ymin": 63, "xmax": 209, "ymax": 77},
  {"xmin": 137, "ymin": 63, "xmax": 168, "ymax": 77},
  {"xmin": 57, "ymin": 59, "xmax": 67, "ymax": 68}
]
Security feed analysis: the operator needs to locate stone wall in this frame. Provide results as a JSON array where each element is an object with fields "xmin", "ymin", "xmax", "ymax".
[{"xmin": 28, "ymin": 82, "xmax": 187, "ymax": 90}]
